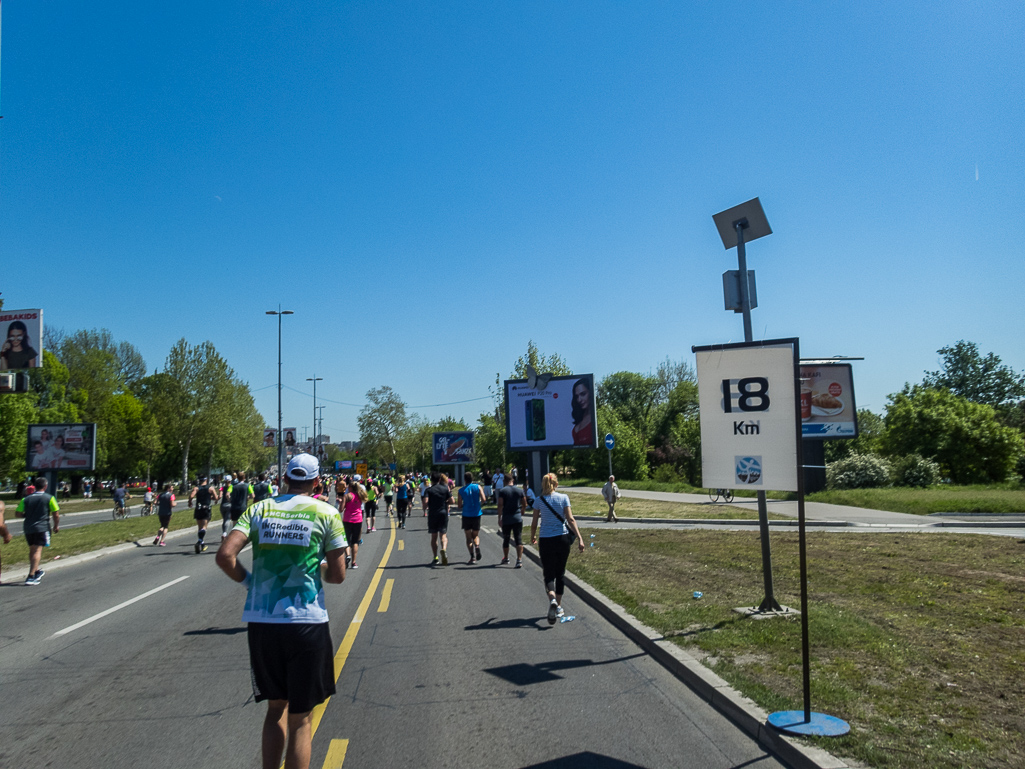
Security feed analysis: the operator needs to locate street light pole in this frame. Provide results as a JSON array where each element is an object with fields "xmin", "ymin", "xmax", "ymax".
[
  {"xmin": 307, "ymin": 376, "xmax": 323, "ymax": 457},
  {"xmin": 266, "ymin": 307, "xmax": 294, "ymax": 486}
]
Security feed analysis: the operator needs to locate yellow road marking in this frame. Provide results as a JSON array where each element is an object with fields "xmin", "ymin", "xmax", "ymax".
[
  {"xmin": 321, "ymin": 738, "xmax": 349, "ymax": 768},
  {"xmin": 398, "ymin": 540, "xmax": 404, "ymax": 550},
  {"xmin": 377, "ymin": 579, "xmax": 394, "ymax": 613},
  {"xmin": 306, "ymin": 516, "xmax": 397, "ymax": 744}
]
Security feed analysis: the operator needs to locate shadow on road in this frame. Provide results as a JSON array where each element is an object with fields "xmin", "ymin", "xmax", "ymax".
[
  {"xmin": 464, "ymin": 617, "xmax": 548, "ymax": 631},
  {"xmin": 183, "ymin": 626, "xmax": 246, "ymax": 636},
  {"xmin": 484, "ymin": 654, "xmax": 646, "ymax": 686},
  {"xmin": 521, "ymin": 751, "xmax": 649, "ymax": 768}
]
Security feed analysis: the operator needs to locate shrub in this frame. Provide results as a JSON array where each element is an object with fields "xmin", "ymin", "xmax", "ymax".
[
  {"xmin": 652, "ymin": 463, "xmax": 680, "ymax": 483},
  {"xmin": 891, "ymin": 454, "xmax": 942, "ymax": 487},
  {"xmin": 827, "ymin": 453, "xmax": 892, "ymax": 490},
  {"xmin": 1016, "ymin": 453, "xmax": 1025, "ymax": 484}
]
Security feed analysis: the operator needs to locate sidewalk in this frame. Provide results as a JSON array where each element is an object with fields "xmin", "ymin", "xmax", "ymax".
[{"xmin": 569, "ymin": 486, "xmax": 1025, "ymax": 532}]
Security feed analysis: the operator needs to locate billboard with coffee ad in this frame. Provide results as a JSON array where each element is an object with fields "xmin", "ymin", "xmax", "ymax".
[{"xmin": 800, "ymin": 364, "xmax": 858, "ymax": 439}]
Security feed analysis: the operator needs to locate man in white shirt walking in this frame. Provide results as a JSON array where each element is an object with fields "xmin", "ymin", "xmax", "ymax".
[{"xmin": 601, "ymin": 475, "xmax": 620, "ymax": 523}]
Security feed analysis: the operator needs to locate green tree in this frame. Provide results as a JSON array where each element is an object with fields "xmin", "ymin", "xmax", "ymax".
[
  {"xmin": 0, "ymin": 394, "xmax": 38, "ymax": 482},
  {"xmin": 824, "ymin": 409, "xmax": 885, "ymax": 462},
  {"xmin": 599, "ymin": 371, "xmax": 661, "ymax": 440},
  {"xmin": 882, "ymin": 387, "xmax": 1024, "ymax": 484},
  {"xmin": 101, "ymin": 393, "xmax": 151, "ymax": 481},
  {"xmin": 922, "ymin": 340, "xmax": 1025, "ymax": 407},
  {"xmin": 357, "ymin": 387, "xmax": 407, "ymax": 467},
  {"xmin": 512, "ymin": 340, "xmax": 572, "ymax": 378},
  {"xmin": 572, "ymin": 405, "xmax": 649, "ymax": 480}
]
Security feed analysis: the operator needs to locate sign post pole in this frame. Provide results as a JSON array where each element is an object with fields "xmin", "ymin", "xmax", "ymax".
[{"xmin": 604, "ymin": 433, "xmax": 615, "ymax": 478}]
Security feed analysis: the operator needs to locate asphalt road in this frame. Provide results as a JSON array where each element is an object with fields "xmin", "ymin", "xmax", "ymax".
[{"xmin": 1, "ymin": 507, "xmax": 785, "ymax": 769}]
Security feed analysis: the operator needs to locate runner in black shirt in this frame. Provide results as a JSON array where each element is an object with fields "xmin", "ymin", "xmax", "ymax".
[
  {"xmin": 188, "ymin": 476, "xmax": 219, "ymax": 553},
  {"xmin": 425, "ymin": 472, "xmax": 452, "ymax": 566}
]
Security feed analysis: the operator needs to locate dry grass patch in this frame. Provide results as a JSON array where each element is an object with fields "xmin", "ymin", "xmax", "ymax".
[
  {"xmin": 564, "ymin": 491, "xmax": 786, "ymax": 520},
  {"xmin": 567, "ymin": 529, "xmax": 1025, "ymax": 769}
]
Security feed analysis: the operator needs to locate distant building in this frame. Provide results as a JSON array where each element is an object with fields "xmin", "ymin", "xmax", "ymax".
[{"xmin": 336, "ymin": 441, "xmax": 360, "ymax": 452}]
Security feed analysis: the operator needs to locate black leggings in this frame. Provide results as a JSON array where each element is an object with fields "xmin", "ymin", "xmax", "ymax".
[{"xmin": 538, "ymin": 535, "xmax": 571, "ymax": 595}]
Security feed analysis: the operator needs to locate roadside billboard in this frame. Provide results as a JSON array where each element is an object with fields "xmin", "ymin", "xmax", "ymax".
[
  {"xmin": 282, "ymin": 427, "xmax": 298, "ymax": 456},
  {"xmin": 0, "ymin": 308, "xmax": 43, "ymax": 370},
  {"xmin": 694, "ymin": 341, "xmax": 799, "ymax": 492},
  {"xmin": 26, "ymin": 423, "xmax": 97, "ymax": 471},
  {"xmin": 504, "ymin": 374, "xmax": 597, "ymax": 451},
  {"xmin": 263, "ymin": 428, "xmax": 276, "ymax": 448},
  {"xmin": 433, "ymin": 431, "xmax": 475, "ymax": 464},
  {"xmin": 355, "ymin": 462, "xmax": 368, "ymax": 478},
  {"xmin": 336, "ymin": 460, "xmax": 353, "ymax": 472},
  {"xmin": 800, "ymin": 364, "xmax": 858, "ymax": 439}
]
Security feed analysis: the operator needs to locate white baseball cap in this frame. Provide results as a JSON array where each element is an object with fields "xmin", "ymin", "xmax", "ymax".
[
  {"xmin": 353, "ymin": 473, "xmax": 362, "ymax": 481},
  {"xmin": 286, "ymin": 453, "xmax": 320, "ymax": 481}
]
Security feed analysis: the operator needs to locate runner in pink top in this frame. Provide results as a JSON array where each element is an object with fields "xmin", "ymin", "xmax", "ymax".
[{"xmin": 340, "ymin": 481, "xmax": 367, "ymax": 568}]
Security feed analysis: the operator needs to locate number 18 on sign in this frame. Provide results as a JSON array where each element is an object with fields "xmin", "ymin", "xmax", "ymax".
[{"xmin": 694, "ymin": 342, "xmax": 799, "ymax": 492}]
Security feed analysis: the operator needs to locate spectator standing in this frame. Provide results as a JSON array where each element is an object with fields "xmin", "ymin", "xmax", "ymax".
[{"xmin": 601, "ymin": 475, "xmax": 621, "ymax": 523}]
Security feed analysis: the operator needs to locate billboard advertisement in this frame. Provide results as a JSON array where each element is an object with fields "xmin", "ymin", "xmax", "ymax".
[
  {"xmin": 263, "ymin": 428, "xmax": 276, "ymax": 448},
  {"xmin": 433, "ymin": 431, "xmax": 475, "ymax": 464},
  {"xmin": 504, "ymin": 374, "xmax": 597, "ymax": 451},
  {"xmin": 0, "ymin": 308, "xmax": 43, "ymax": 370},
  {"xmin": 800, "ymin": 364, "xmax": 858, "ymax": 439},
  {"xmin": 282, "ymin": 427, "xmax": 298, "ymax": 456},
  {"xmin": 336, "ymin": 460, "xmax": 353, "ymax": 471},
  {"xmin": 694, "ymin": 341, "xmax": 799, "ymax": 492},
  {"xmin": 26, "ymin": 423, "xmax": 97, "ymax": 471}
]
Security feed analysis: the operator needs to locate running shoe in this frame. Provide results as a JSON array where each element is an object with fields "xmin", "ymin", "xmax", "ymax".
[
  {"xmin": 153, "ymin": 537, "xmax": 161, "ymax": 545},
  {"xmin": 515, "ymin": 560, "xmax": 522, "ymax": 569},
  {"xmin": 547, "ymin": 599, "xmax": 559, "ymax": 625},
  {"xmin": 468, "ymin": 557, "xmax": 476, "ymax": 565},
  {"xmin": 195, "ymin": 542, "xmax": 201, "ymax": 554},
  {"xmin": 501, "ymin": 557, "xmax": 509, "ymax": 565},
  {"xmin": 475, "ymin": 545, "xmax": 482, "ymax": 561},
  {"xmin": 159, "ymin": 541, "xmax": 166, "ymax": 547},
  {"xmin": 34, "ymin": 569, "xmax": 45, "ymax": 581},
  {"xmin": 201, "ymin": 544, "xmax": 208, "ymax": 553},
  {"xmin": 440, "ymin": 549, "xmax": 448, "ymax": 566},
  {"xmin": 370, "ymin": 527, "xmax": 377, "ymax": 532},
  {"xmin": 556, "ymin": 606, "xmax": 565, "ymax": 619},
  {"xmin": 431, "ymin": 556, "xmax": 439, "ymax": 565},
  {"xmin": 351, "ymin": 563, "xmax": 358, "ymax": 569},
  {"xmin": 24, "ymin": 574, "xmax": 40, "ymax": 586}
]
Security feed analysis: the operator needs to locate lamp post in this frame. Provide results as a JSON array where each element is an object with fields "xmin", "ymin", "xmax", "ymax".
[
  {"xmin": 266, "ymin": 307, "xmax": 294, "ymax": 485},
  {"xmin": 306, "ymin": 376, "xmax": 323, "ymax": 458},
  {"xmin": 712, "ymin": 198, "xmax": 782, "ymax": 614}
]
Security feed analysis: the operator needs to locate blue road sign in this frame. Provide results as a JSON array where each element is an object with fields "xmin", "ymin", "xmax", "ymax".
[{"xmin": 605, "ymin": 433, "xmax": 615, "ymax": 450}]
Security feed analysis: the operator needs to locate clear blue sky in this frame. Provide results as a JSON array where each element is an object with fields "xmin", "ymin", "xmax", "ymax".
[{"xmin": 2, "ymin": 2, "xmax": 1023, "ymax": 441}]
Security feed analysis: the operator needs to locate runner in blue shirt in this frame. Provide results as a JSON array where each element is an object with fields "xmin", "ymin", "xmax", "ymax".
[{"xmin": 457, "ymin": 472, "xmax": 486, "ymax": 564}]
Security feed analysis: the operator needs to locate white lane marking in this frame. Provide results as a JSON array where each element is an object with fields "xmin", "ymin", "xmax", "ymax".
[{"xmin": 50, "ymin": 576, "xmax": 191, "ymax": 638}]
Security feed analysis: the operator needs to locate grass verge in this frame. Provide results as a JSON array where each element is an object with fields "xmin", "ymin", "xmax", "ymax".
[
  {"xmin": 806, "ymin": 486, "xmax": 1025, "ymax": 515},
  {"xmin": 0, "ymin": 513, "xmax": 199, "ymax": 572},
  {"xmin": 565, "ymin": 528, "xmax": 1025, "ymax": 769},
  {"xmin": 563, "ymin": 491, "xmax": 789, "ymax": 520}
]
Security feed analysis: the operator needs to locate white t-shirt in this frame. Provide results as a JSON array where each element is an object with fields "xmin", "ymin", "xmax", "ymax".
[{"xmin": 532, "ymin": 492, "xmax": 571, "ymax": 538}]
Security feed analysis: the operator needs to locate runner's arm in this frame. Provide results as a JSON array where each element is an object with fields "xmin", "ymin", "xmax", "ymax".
[
  {"xmin": 565, "ymin": 506, "xmax": 584, "ymax": 551},
  {"xmin": 321, "ymin": 547, "xmax": 345, "ymax": 584},
  {"xmin": 529, "ymin": 508, "xmax": 540, "ymax": 544},
  {"xmin": 215, "ymin": 530, "xmax": 250, "ymax": 583},
  {"xmin": 478, "ymin": 485, "xmax": 486, "ymax": 503}
]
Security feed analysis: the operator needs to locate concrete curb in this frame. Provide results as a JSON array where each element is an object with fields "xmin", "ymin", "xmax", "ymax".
[
  {"xmin": 1, "ymin": 525, "xmax": 204, "ymax": 583},
  {"xmin": 574, "ymin": 515, "xmax": 852, "ymax": 527},
  {"xmin": 494, "ymin": 529, "xmax": 853, "ymax": 769}
]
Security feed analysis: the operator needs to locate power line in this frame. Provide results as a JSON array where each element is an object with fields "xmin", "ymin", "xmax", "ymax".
[{"xmin": 276, "ymin": 383, "xmax": 492, "ymax": 409}]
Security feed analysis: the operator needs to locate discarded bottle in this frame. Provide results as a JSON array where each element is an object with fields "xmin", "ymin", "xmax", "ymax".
[
  {"xmin": 693, "ymin": 591, "xmax": 703, "ymax": 599},
  {"xmin": 560, "ymin": 615, "xmax": 576, "ymax": 623},
  {"xmin": 590, "ymin": 534, "xmax": 596, "ymax": 538}
]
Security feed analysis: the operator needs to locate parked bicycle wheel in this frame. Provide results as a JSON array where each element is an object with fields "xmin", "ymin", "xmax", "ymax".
[
  {"xmin": 723, "ymin": 489, "xmax": 735, "ymax": 503},
  {"xmin": 707, "ymin": 489, "xmax": 721, "ymax": 503}
]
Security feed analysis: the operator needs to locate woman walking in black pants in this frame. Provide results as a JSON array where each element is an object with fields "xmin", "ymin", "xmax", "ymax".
[{"xmin": 530, "ymin": 473, "xmax": 585, "ymax": 624}]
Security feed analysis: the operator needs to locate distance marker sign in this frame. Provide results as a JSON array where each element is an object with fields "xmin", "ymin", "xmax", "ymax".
[{"xmin": 694, "ymin": 340, "xmax": 799, "ymax": 492}]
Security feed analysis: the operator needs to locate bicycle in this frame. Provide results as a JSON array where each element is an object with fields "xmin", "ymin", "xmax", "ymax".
[
  {"xmin": 708, "ymin": 488, "xmax": 735, "ymax": 503},
  {"xmin": 141, "ymin": 500, "xmax": 154, "ymax": 516}
]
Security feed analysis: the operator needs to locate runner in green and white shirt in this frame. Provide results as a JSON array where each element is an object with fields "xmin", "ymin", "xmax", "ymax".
[{"xmin": 216, "ymin": 453, "xmax": 346, "ymax": 769}]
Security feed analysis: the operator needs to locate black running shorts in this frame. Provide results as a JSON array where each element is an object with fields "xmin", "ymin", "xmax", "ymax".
[
  {"xmin": 24, "ymin": 531, "xmax": 49, "ymax": 547},
  {"xmin": 501, "ymin": 521, "xmax": 523, "ymax": 548},
  {"xmin": 158, "ymin": 514, "xmax": 172, "ymax": 528},
  {"xmin": 193, "ymin": 505, "xmax": 212, "ymax": 521},
  {"xmin": 248, "ymin": 622, "xmax": 335, "ymax": 714},
  {"xmin": 427, "ymin": 512, "xmax": 449, "ymax": 534},
  {"xmin": 461, "ymin": 516, "xmax": 482, "ymax": 532}
]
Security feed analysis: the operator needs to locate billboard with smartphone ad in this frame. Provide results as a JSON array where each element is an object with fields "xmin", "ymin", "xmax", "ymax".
[
  {"xmin": 0, "ymin": 309, "xmax": 43, "ymax": 370},
  {"xmin": 26, "ymin": 423, "xmax": 97, "ymax": 471},
  {"xmin": 800, "ymin": 364, "xmax": 858, "ymax": 439},
  {"xmin": 504, "ymin": 374, "xmax": 598, "ymax": 451},
  {"xmin": 433, "ymin": 431, "xmax": 475, "ymax": 464}
]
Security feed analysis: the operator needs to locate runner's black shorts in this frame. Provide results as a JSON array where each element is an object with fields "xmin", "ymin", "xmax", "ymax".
[
  {"xmin": 396, "ymin": 498, "xmax": 408, "ymax": 515},
  {"xmin": 461, "ymin": 516, "xmax": 482, "ymax": 532},
  {"xmin": 158, "ymin": 514, "xmax": 172, "ymax": 528},
  {"xmin": 248, "ymin": 622, "xmax": 335, "ymax": 713},
  {"xmin": 501, "ymin": 521, "xmax": 523, "ymax": 548},
  {"xmin": 384, "ymin": 495, "xmax": 393, "ymax": 504},
  {"xmin": 24, "ymin": 531, "xmax": 50, "ymax": 547},
  {"xmin": 343, "ymin": 520, "xmax": 362, "ymax": 547},
  {"xmin": 231, "ymin": 508, "xmax": 245, "ymax": 522},
  {"xmin": 428, "ymin": 512, "xmax": 449, "ymax": 534},
  {"xmin": 193, "ymin": 505, "xmax": 212, "ymax": 520},
  {"xmin": 364, "ymin": 500, "xmax": 377, "ymax": 515}
]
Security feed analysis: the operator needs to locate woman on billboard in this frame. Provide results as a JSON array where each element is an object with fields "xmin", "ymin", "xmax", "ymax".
[
  {"xmin": 0, "ymin": 321, "xmax": 38, "ymax": 370},
  {"xmin": 571, "ymin": 378, "xmax": 594, "ymax": 446}
]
